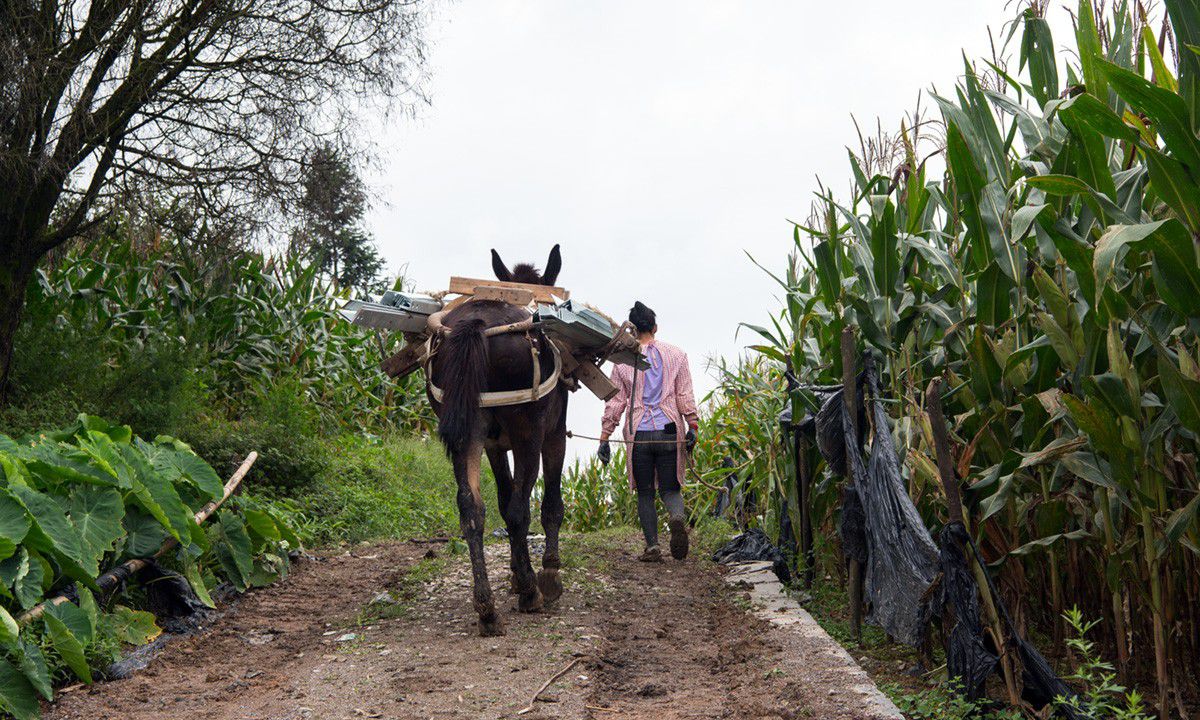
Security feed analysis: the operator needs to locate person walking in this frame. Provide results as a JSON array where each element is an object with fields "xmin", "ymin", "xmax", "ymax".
[{"xmin": 598, "ymin": 301, "xmax": 699, "ymax": 561}]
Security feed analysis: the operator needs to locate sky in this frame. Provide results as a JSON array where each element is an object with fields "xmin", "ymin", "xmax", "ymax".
[{"xmin": 364, "ymin": 1, "xmax": 1075, "ymax": 458}]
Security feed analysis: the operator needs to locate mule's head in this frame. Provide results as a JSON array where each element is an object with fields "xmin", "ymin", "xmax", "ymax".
[{"xmin": 490, "ymin": 244, "xmax": 561, "ymax": 286}]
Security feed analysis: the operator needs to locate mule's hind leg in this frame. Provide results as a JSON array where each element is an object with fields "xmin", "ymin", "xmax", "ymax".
[
  {"xmin": 506, "ymin": 441, "xmax": 543, "ymax": 613},
  {"xmin": 454, "ymin": 441, "xmax": 503, "ymax": 636},
  {"xmin": 486, "ymin": 447, "xmax": 520, "ymax": 596},
  {"xmin": 538, "ymin": 426, "xmax": 566, "ymax": 604}
]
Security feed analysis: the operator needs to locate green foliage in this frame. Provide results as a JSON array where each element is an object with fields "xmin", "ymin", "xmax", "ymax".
[
  {"xmin": 14, "ymin": 221, "xmax": 432, "ymax": 439},
  {"xmin": 0, "ymin": 415, "xmax": 298, "ymax": 718},
  {"xmin": 251, "ymin": 434, "xmax": 472, "ymax": 546},
  {"xmin": 182, "ymin": 379, "xmax": 329, "ymax": 491},
  {"xmin": 732, "ymin": 0, "xmax": 1200, "ymax": 712},
  {"xmin": 885, "ymin": 680, "xmax": 1022, "ymax": 720},
  {"xmin": 1054, "ymin": 607, "xmax": 1153, "ymax": 720}
]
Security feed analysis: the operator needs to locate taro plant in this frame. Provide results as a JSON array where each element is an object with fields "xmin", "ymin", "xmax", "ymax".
[{"xmin": 0, "ymin": 414, "xmax": 298, "ymax": 719}]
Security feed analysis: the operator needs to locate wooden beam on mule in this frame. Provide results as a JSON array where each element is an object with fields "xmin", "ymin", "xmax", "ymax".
[
  {"xmin": 448, "ymin": 276, "xmax": 569, "ymax": 304},
  {"xmin": 381, "ymin": 337, "xmax": 430, "ymax": 379},
  {"xmin": 473, "ymin": 285, "xmax": 535, "ymax": 305}
]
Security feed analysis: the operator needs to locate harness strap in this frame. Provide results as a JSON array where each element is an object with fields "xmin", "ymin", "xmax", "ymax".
[{"xmin": 426, "ymin": 337, "xmax": 561, "ymax": 408}]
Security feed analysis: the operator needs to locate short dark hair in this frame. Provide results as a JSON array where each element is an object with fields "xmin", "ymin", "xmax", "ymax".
[{"xmin": 629, "ymin": 301, "xmax": 656, "ymax": 333}]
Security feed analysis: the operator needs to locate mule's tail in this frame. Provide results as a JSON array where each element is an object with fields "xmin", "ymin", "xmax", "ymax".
[{"xmin": 437, "ymin": 318, "xmax": 489, "ymax": 454}]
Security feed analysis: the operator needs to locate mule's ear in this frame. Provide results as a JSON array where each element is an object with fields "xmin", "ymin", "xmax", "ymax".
[
  {"xmin": 542, "ymin": 244, "xmax": 562, "ymax": 286},
  {"xmin": 491, "ymin": 249, "xmax": 512, "ymax": 282}
]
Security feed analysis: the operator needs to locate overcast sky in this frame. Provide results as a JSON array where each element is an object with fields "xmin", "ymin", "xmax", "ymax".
[{"xmin": 364, "ymin": 1, "xmax": 1075, "ymax": 457}]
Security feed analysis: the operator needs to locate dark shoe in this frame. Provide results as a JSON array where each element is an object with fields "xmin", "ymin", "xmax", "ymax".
[
  {"xmin": 638, "ymin": 545, "xmax": 663, "ymax": 563},
  {"xmin": 668, "ymin": 519, "xmax": 689, "ymax": 560}
]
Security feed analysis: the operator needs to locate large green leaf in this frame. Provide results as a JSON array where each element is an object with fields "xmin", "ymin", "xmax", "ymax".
[
  {"xmin": 1165, "ymin": 0, "xmax": 1200, "ymax": 133},
  {"xmin": 44, "ymin": 612, "xmax": 92, "ymax": 684},
  {"xmin": 121, "ymin": 510, "xmax": 170, "ymax": 558},
  {"xmin": 69, "ymin": 486, "xmax": 125, "ymax": 569},
  {"xmin": 976, "ymin": 261, "xmax": 1014, "ymax": 326},
  {"xmin": 1094, "ymin": 220, "xmax": 1200, "ymax": 316},
  {"xmin": 1158, "ymin": 347, "xmax": 1200, "ymax": 434},
  {"xmin": 0, "ymin": 658, "xmax": 39, "ymax": 720},
  {"xmin": 0, "ymin": 491, "xmax": 31, "ymax": 563},
  {"xmin": 17, "ymin": 641, "xmax": 52, "ymax": 701},
  {"xmin": 138, "ymin": 439, "xmax": 224, "ymax": 502},
  {"xmin": 1099, "ymin": 58, "xmax": 1200, "ymax": 172},
  {"xmin": 211, "ymin": 511, "xmax": 254, "ymax": 592},
  {"xmin": 121, "ymin": 445, "xmax": 194, "ymax": 543},
  {"xmin": 8, "ymin": 484, "xmax": 97, "ymax": 580},
  {"xmin": 0, "ymin": 607, "xmax": 18, "ymax": 648},
  {"xmin": 1076, "ymin": 0, "xmax": 1107, "ymax": 101},
  {"xmin": 1022, "ymin": 13, "xmax": 1060, "ymax": 106},
  {"xmin": 105, "ymin": 605, "xmax": 162, "ymax": 645},
  {"xmin": 1144, "ymin": 147, "xmax": 1200, "ymax": 231}
]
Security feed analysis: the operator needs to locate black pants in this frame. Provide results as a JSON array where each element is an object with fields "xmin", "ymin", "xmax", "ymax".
[
  {"xmin": 632, "ymin": 424, "xmax": 685, "ymax": 546},
  {"xmin": 631, "ymin": 425, "xmax": 681, "ymax": 494}
]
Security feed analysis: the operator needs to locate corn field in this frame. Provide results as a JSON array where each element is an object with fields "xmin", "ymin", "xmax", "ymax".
[
  {"xmin": 23, "ymin": 222, "xmax": 433, "ymax": 435},
  {"xmin": 734, "ymin": 1, "xmax": 1200, "ymax": 715}
]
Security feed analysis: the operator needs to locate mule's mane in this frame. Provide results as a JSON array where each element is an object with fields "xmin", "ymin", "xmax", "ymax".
[{"xmin": 510, "ymin": 263, "xmax": 542, "ymax": 284}]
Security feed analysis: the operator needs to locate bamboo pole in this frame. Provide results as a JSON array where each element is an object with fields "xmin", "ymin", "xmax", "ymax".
[{"xmin": 18, "ymin": 452, "xmax": 258, "ymax": 627}]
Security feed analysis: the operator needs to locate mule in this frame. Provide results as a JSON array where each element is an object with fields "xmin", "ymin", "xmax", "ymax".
[{"xmin": 431, "ymin": 245, "xmax": 568, "ymax": 636}]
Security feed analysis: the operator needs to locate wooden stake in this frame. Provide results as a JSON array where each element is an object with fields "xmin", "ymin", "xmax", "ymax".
[
  {"xmin": 841, "ymin": 326, "xmax": 864, "ymax": 643},
  {"xmin": 797, "ymin": 429, "xmax": 815, "ymax": 590}
]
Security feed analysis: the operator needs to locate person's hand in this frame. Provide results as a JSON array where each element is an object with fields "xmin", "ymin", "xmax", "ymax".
[
  {"xmin": 685, "ymin": 427, "xmax": 697, "ymax": 452},
  {"xmin": 597, "ymin": 441, "xmax": 612, "ymax": 465}
]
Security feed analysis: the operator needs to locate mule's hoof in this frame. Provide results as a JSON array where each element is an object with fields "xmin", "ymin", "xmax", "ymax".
[
  {"xmin": 478, "ymin": 614, "xmax": 506, "ymax": 637},
  {"xmin": 537, "ymin": 568, "xmax": 563, "ymax": 604},
  {"xmin": 517, "ymin": 587, "xmax": 544, "ymax": 613}
]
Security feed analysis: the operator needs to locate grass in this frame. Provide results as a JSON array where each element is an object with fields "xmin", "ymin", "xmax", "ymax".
[{"xmin": 251, "ymin": 433, "xmax": 498, "ymax": 547}]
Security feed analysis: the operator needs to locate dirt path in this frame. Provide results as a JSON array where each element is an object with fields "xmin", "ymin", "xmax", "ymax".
[{"xmin": 47, "ymin": 531, "xmax": 869, "ymax": 720}]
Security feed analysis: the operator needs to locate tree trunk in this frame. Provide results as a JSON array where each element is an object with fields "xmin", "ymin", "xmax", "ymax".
[{"xmin": 0, "ymin": 256, "xmax": 37, "ymax": 403}]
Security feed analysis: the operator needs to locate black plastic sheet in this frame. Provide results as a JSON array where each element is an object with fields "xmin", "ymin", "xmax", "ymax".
[
  {"xmin": 934, "ymin": 523, "xmax": 998, "ymax": 700},
  {"xmin": 712, "ymin": 528, "xmax": 792, "ymax": 584},
  {"xmin": 815, "ymin": 377, "xmax": 865, "ymax": 477},
  {"xmin": 820, "ymin": 361, "xmax": 938, "ymax": 647}
]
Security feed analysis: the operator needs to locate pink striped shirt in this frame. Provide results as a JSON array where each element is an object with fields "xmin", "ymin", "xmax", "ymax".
[{"xmin": 601, "ymin": 339, "xmax": 699, "ymax": 488}]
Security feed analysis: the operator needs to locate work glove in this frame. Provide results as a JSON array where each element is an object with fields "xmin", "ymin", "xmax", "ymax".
[
  {"xmin": 597, "ymin": 441, "xmax": 612, "ymax": 466},
  {"xmin": 685, "ymin": 427, "xmax": 697, "ymax": 452}
]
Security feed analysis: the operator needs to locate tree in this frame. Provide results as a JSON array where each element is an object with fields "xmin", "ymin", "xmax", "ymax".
[
  {"xmin": 292, "ymin": 143, "xmax": 384, "ymax": 292},
  {"xmin": 0, "ymin": 0, "xmax": 427, "ymax": 394}
]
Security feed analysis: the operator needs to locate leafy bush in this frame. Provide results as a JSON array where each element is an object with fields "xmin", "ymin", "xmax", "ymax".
[
  {"xmin": 1055, "ymin": 607, "xmax": 1152, "ymax": 720},
  {"xmin": 0, "ymin": 415, "xmax": 297, "ymax": 718},
  {"xmin": 252, "ymin": 434, "xmax": 473, "ymax": 546},
  {"xmin": 2, "ymin": 324, "xmax": 204, "ymax": 440},
  {"xmin": 20, "ymin": 229, "xmax": 433, "ymax": 438},
  {"xmin": 182, "ymin": 379, "xmax": 329, "ymax": 491}
]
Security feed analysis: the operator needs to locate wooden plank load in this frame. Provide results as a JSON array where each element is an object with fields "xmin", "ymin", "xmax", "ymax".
[{"xmin": 368, "ymin": 278, "xmax": 642, "ymax": 403}]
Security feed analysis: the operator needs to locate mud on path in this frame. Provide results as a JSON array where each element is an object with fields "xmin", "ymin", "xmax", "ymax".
[{"xmin": 47, "ymin": 531, "xmax": 862, "ymax": 720}]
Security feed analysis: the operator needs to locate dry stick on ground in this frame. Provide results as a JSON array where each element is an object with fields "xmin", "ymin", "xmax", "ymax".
[
  {"xmin": 515, "ymin": 656, "xmax": 586, "ymax": 715},
  {"xmin": 17, "ymin": 451, "xmax": 259, "ymax": 627}
]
